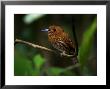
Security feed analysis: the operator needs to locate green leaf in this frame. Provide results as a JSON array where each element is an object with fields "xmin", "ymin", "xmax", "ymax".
[
  {"xmin": 33, "ymin": 54, "xmax": 45, "ymax": 70},
  {"xmin": 47, "ymin": 67, "xmax": 64, "ymax": 76},
  {"xmin": 78, "ymin": 17, "xmax": 97, "ymax": 68},
  {"xmin": 14, "ymin": 51, "xmax": 33, "ymax": 76},
  {"xmin": 23, "ymin": 14, "xmax": 45, "ymax": 24}
]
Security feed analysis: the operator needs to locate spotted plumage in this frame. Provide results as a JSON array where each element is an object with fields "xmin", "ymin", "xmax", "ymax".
[{"xmin": 48, "ymin": 25, "xmax": 77, "ymax": 56}]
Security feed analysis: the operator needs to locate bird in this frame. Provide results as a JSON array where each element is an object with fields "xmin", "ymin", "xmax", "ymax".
[{"xmin": 42, "ymin": 25, "xmax": 78, "ymax": 65}]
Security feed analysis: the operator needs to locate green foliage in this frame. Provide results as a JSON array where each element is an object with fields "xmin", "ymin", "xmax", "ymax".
[
  {"xmin": 78, "ymin": 18, "xmax": 97, "ymax": 70},
  {"xmin": 47, "ymin": 67, "xmax": 64, "ymax": 76},
  {"xmin": 46, "ymin": 67, "xmax": 76, "ymax": 76},
  {"xmin": 33, "ymin": 54, "xmax": 45, "ymax": 70},
  {"xmin": 61, "ymin": 70, "xmax": 74, "ymax": 76},
  {"xmin": 33, "ymin": 54, "xmax": 45, "ymax": 75},
  {"xmin": 14, "ymin": 51, "xmax": 33, "ymax": 76},
  {"xmin": 14, "ymin": 52, "xmax": 45, "ymax": 76}
]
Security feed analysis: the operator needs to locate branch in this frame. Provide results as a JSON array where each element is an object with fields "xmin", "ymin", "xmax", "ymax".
[
  {"xmin": 15, "ymin": 39, "xmax": 75, "ymax": 57},
  {"xmin": 61, "ymin": 63, "xmax": 80, "ymax": 73}
]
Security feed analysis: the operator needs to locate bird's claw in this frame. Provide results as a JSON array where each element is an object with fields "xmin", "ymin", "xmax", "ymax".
[{"xmin": 60, "ymin": 52, "xmax": 66, "ymax": 57}]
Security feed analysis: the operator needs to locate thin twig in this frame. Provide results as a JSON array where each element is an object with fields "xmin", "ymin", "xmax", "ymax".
[
  {"xmin": 61, "ymin": 63, "xmax": 80, "ymax": 73},
  {"xmin": 15, "ymin": 39, "xmax": 55, "ymax": 52},
  {"xmin": 15, "ymin": 39, "xmax": 80, "ymax": 74},
  {"xmin": 15, "ymin": 39, "xmax": 74, "ymax": 57}
]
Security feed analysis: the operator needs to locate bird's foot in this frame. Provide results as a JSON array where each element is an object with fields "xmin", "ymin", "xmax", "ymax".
[{"xmin": 60, "ymin": 51, "xmax": 66, "ymax": 57}]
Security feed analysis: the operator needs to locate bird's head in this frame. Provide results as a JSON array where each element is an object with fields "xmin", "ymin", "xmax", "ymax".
[{"xmin": 42, "ymin": 25, "xmax": 64, "ymax": 36}]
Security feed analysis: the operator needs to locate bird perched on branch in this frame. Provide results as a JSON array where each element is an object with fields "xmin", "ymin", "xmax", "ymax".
[{"xmin": 42, "ymin": 25, "xmax": 78, "ymax": 65}]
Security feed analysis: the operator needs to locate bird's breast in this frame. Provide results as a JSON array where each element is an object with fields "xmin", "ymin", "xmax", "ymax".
[{"xmin": 48, "ymin": 34, "xmax": 62, "ymax": 43}]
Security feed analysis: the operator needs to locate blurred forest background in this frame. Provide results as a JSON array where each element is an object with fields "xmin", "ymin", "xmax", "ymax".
[{"xmin": 14, "ymin": 14, "xmax": 97, "ymax": 76}]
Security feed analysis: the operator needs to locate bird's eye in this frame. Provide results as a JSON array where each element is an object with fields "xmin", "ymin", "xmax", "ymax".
[
  {"xmin": 53, "ymin": 29, "xmax": 56, "ymax": 32},
  {"xmin": 48, "ymin": 29, "xmax": 50, "ymax": 31}
]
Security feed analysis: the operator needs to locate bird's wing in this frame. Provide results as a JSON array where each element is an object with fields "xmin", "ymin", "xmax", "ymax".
[{"xmin": 63, "ymin": 33, "xmax": 77, "ymax": 55}]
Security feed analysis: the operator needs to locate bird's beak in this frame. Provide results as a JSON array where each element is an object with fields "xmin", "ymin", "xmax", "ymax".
[{"xmin": 41, "ymin": 29, "xmax": 49, "ymax": 32}]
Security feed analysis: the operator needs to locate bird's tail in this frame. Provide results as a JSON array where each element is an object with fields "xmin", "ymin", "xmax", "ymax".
[
  {"xmin": 72, "ymin": 56, "xmax": 78, "ymax": 65},
  {"xmin": 71, "ymin": 56, "xmax": 81, "ymax": 75}
]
